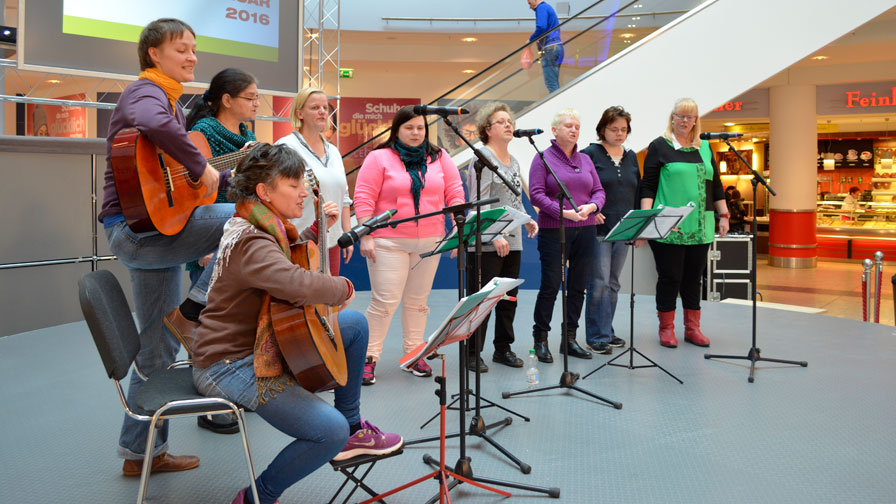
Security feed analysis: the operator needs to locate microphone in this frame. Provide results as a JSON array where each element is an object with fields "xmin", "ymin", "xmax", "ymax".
[
  {"xmin": 412, "ymin": 105, "xmax": 470, "ymax": 116},
  {"xmin": 512, "ymin": 128, "xmax": 544, "ymax": 138},
  {"xmin": 699, "ymin": 132, "xmax": 744, "ymax": 140},
  {"xmin": 337, "ymin": 209, "xmax": 398, "ymax": 248}
]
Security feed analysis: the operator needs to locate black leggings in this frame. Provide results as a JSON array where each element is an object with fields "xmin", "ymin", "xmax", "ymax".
[{"xmin": 648, "ymin": 241, "xmax": 710, "ymax": 312}]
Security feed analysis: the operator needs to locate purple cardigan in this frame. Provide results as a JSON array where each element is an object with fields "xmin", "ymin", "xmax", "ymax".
[
  {"xmin": 99, "ymin": 79, "xmax": 230, "ymax": 224},
  {"xmin": 528, "ymin": 140, "xmax": 605, "ymax": 228}
]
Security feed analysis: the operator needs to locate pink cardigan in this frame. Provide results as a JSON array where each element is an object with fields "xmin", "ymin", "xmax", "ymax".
[{"xmin": 354, "ymin": 147, "xmax": 465, "ymax": 239}]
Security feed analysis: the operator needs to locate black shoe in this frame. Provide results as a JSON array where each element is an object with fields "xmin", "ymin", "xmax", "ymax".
[
  {"xmin": 534, "ymin": 341, "xmax": 553, "ymax": 363},
  {"xmin": 197, "ymin": 414, "xmax": 239, "ymax": 435},
  {"xmin": 466, "ymin": 355, "xmax": 489, "ymax": 373},
  {"xmin": 588, "ymin": 342, "xmax": 613, "ymax": 354},
  {"xmin": 492, "ymin": 350, "xmax": 524, "ymax": 368},
  {"xmin": 608, "ymin": 337, "xmax": 626, "ymax": 348},
  {"xmin": 560, "ymin": 340, "xmax": 593, "ymax": 359}
]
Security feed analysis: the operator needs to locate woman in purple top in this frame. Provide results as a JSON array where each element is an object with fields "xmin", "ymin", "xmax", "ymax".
[{"xmin": 529, "ymin": 108, "xmax": 606, "ymax": 363}]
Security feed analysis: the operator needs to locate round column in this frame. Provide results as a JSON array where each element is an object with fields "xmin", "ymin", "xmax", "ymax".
[{"xmin": 768, "ymin": 84, "xmax": 818, "ymax": 268}]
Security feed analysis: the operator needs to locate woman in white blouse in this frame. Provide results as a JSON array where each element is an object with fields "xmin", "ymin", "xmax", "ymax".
[{"xmin": 276, "ymin": 87, "xmax": 353, "ymax": 274}]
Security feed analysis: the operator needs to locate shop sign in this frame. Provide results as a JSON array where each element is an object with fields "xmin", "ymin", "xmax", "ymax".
[
  {"xmin": 704, "ymin": 89, "xmax": 769, "ymax": 119},
  {"xmin": 338, "ymin": 97, "xmax": 420, "ymax": 166},
  {"xmin": 817, "ymin": 80, "xmax": 896, "ymax": 115},
  {"xmin": 25, "ymin": 94, "xmax": 88, "ymax": 137}
]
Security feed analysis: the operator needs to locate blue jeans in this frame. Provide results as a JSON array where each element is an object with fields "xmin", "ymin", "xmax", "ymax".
[
  {"xmin": 533, "ymin": 226, "xmax": 595, "ymax": 337},
  {"xmin": 541, "ymin": 44, "xmax": 563, "ymax": 93},
  {"xmin": 585, "ymin": 237, "xmax": 629, "ymax": 345},
  {"xmin": 193, "ymin": 309, "xmax": 367, "ymax": 504},
  {"xmin": 104, "ymin": 203, "xmax": 235, "ymax": 459}
]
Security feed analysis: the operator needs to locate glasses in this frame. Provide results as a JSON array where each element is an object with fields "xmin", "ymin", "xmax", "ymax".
[
  {"xmin": 673, "ymin": 113, "xmax": 697, "ymax": 122},
  {"xmin": 236, "ymin": 95, "xmax": 260, "ymax": 104},
  {"xmin": 488, "ymin": 119, "xmax": 514, "ymax": 128}
]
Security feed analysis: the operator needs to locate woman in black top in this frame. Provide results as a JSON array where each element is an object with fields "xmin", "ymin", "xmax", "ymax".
[{"xmin": 581, "ymin": 106, "xmax": 641, "ymax": 355}]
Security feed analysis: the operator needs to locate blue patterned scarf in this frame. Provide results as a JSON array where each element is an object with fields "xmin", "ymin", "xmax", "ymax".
[{"xmin": 394, "ymin": 140, "xmax": 428, "ymax": 215}]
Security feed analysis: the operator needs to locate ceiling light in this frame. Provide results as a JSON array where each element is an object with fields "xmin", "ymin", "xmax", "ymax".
[
  {"xmin": 619, "ymin": 33, "xmax": 635, "ymax": 39},
  {"xmin": 752, "ymin": 138, "xmax": 760, "ymax": 142},
  {"xmin": 45, "ymin": 79, "xmax": 62, "ymax": 84},
  {"xmin": 462, "ymin": 69, "xmax": 475, "ymax": 74},
  {"xmin": 461, "ymin": 37, "xmax": 478, "ymax": 43},
  {"xmin": 811, "ymin": 55, "xmax": 828, "ymax": 60},
  {"xmin": 724, "ymin": 122, "xmax": 735, "ymax": 127}
]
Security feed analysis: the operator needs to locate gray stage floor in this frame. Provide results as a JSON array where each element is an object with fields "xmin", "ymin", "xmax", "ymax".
[{"xmin": 2, "ymin": 290, "xmax": 895, "ymax": 503}]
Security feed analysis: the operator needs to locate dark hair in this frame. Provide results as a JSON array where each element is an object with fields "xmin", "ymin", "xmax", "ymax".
[
  {"xmin": 228, "ymin": 144, "xmax": 306, "ymax": 203},
  {"xmin": 186, "ymin": 68, "xmax": 257, "ymax": 130},
  {"xmin": 595, "ymin": 106, "xmax": 632, "ymax": 141},
  {"xmin": 138, "ymin": 18, "xmax": 196, "ymax": 71},
  {"xmin": 374, "ymin": 106, "xmax": 442, "ymax": 162},
  {"xmin": 730, "ymin": 188, "xmax": 741, "ymax": 200},
  {"xmin": 848, "ymin": 186, "xmax": 861, "ymax": 194}
]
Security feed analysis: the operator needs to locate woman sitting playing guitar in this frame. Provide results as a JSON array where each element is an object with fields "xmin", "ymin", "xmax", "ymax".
[{"xmin": 191, "ymin": 143, "xmax": 403, "ymax": 504}]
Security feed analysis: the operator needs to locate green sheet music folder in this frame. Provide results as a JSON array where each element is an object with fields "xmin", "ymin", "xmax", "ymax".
[{"xmin": 604, "ymin": 208, "xmax": 663, "ymax": 242}]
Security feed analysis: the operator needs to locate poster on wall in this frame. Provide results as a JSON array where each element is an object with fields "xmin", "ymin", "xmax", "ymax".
[
  {"xmin": 338, "ymin": 97, "xmax": 421, "ymax": 171},
  {"xmin": 25, "ymin": 94, "xmax": 88, "ymax": 137},
  {"xmin": 817, "ymin": 139, "xmax": 874, "ymax": 169}
]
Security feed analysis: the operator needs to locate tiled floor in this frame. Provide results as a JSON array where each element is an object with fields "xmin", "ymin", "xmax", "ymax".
[{"xmin": 756, "ymin": 258, "xmax": 894, "ymax": 325}]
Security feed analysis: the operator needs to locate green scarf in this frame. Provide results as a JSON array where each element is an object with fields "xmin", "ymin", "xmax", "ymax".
[
  {"xmin": 192, "ymin": 117, "xmax": 257, "ymax": 159},
  {"xmin": 394, "ymin": 140, "xmax": 428, "ymax": 215}
]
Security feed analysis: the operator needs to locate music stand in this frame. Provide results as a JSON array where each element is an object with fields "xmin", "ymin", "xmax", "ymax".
[
  {"xmin": 360, "ymin": 278, "xmax": 526, "ymax": 504},
  {"xmin": 582, "ymin": 206, "xmax": 692, "ymax": 384}
]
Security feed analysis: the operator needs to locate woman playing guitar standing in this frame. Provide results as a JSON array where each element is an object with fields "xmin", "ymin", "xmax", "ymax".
[
  {"xmin": 191, "ymin": 144, "xmax": 403, "ymax": 504},
  {"xmin": 99, "ymin": 18, "xmax": 234, "ymax": 477}
]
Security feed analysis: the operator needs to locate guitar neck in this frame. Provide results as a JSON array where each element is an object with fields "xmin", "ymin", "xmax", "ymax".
[{"xmin": 208, "ymin": 150, "xmax": 249, "ymax": 173}]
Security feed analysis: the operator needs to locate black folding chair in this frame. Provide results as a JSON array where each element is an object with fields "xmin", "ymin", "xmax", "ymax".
[{"xmin": 78, "ymin": 270, "xmax": 259, "ymax": 504}]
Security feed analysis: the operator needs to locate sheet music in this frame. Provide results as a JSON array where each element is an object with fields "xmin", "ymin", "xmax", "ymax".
[{"xmin": 639, "ymin": 205, "xmax": 695, "ymax": 239}]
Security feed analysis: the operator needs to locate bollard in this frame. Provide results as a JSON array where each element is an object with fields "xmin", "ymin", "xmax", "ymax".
[
  {"xmin": 862, "ymin": 259, "xmax": 873, "ymax": 322},
  {"xmin": 873, "ymin": 252, "xmax": 884, "ymax": 324}
]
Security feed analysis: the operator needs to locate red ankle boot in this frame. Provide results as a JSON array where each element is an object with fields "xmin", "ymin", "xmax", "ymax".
[
  {"xmin": 683, "ymin": 308, "xmax": 710, "ymax": 347},
  {"xmin": 657, "ymin": 310, "xmax": 677, "ymax": 348}
]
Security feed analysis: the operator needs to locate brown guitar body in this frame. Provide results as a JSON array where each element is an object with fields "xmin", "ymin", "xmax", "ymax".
[
  {"xmin": 110, "ymin": 129, "xmax": 216, "ymax": 235},
  {"xmin": 271, "ymin": 241, "xmax": 347, "ymax": 393}
]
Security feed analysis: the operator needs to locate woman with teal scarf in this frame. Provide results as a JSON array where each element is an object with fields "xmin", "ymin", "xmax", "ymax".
[
  {"xmin": 353, "ymin": 106, "xmax": 466, "ymax": 385},
  {"xmin": 183, "ymin": 67, "xmax": 258, "ymax": 434}
]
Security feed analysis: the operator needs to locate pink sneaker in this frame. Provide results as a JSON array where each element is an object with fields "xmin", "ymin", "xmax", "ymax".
[
  {"xmin": 231, "ymin": 487, "xmax": 276, "ymax": 504},
  {"xmin": 404, "ymin": 359, "xmax": 432, "ymax": 377},
  {"xmin": 362, "ymin": 357, "xmax": 376, "ymax": 385},
  {"xmin": 332, "ymin": 420, "xmax": 403, "ymax": 461}
]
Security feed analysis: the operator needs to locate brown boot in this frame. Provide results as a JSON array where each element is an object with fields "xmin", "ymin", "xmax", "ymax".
[
  {"xmin": 683, "ymin": 308, "xmax": 710, "ymax": 347},
  {"xmin": 122, "ymin": 452, "xmax": 200, "ymax": 477},
  {"xmin": 658, "ymin": 310, "xmax": 677, "ymax": 348},
  {"xmin": 164, "ymin": 307, "xmax": 198, "ymax": 356}
]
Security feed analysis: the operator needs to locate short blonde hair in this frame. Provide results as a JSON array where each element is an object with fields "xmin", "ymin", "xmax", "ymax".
[
  {"xmin": 551, "ymin": 108, "xmax": 580, "ymax": 128},
  {"xmin": 290, "ymin": 87, "xmax": 326, "ymax": 130},
  {"xmin": 663, "ymin": 97, "xmax": 702, "ymax": 148},
  {"xmin": 476, "ymin": 102, "xmax": 513, "ymax": 144}
]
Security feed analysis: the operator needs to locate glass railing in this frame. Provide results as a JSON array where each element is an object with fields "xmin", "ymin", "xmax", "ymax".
[{"xmin": 342, "ymin": 0, "xmax": 704, "ymax": 181}]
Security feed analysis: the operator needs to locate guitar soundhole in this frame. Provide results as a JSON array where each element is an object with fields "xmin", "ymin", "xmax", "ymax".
[{"xmin": 314, "ymin": 308, "xmax": 338, "ymax": 350}]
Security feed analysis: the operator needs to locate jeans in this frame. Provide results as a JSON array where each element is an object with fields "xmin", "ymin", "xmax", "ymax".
[
  {"xmin": 466, "ymin": 250, "xmax": 521, "ymax": 354},
  {"xmin": 540, "ymin": 44, "xmax": 563, "ymax": 93},
  {"xmin": 648, "ymin": 241, "xmax": 711, "ymax": 312},
  {"xmin": 585, "ymin": 237, "xmax": 629, "ymax": 345},
  {"xmin": 533, "ymin": 226, "xmax": 595, "ymax": 338},
  {"xmin": 104, "ymin": 202, "xmax": 234, "ymax": 459},
  {"xmin": 193, "ymin": 309, "xmax": 367, "ymax": 504}
]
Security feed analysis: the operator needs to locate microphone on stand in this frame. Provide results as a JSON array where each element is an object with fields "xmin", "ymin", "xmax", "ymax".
[
  {"xmin": 699, "ymin": 132, "xmax": 744, "ymax": 140},
  {"xmin": 512, "ymin": 128, "xmax": 544, "ymax": 138},
  {"xmin": 412, "ymin": 105, "xmax": 470, "ymax": 116},
  {"xmin": 337, "ymin": 209, "xmax": 398, "ymax": 248}
]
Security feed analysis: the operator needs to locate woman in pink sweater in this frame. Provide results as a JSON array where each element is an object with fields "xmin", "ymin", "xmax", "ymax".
[{"xmin": 353, "ymin": 106, "xmax": 466, "ymax": 384}]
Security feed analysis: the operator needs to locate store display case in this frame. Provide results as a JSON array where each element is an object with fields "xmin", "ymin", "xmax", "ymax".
[{"xmin": 815, "ymin": 186, "xmax": 896, "ymax": 259}]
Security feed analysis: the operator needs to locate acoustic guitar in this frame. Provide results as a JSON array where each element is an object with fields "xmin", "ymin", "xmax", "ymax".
[
  {"xmin": 270, "ymin": 170, "xmax": 347, "ymax": 392},
  {"xmin": 110, "ymin": 128, "xmax": 251, "ymax": 235}
]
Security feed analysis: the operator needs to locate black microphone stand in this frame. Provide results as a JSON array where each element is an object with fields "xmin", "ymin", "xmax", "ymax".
[
  {"xmin": 703, "ymin": 139, "xmax": 808, "ymax": 382},
  {"xmin": 388, "ymin": 198, "xmax": 559, "ymax": 501},
  {"xmin": 502, "ymin": 136, "xmax": 622, "ymax": 409}
]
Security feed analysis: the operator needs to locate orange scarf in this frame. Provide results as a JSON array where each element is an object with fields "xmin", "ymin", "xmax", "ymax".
[{"xmin": 138, "ymin": 67, "xmax": 183, "ymax": 113}]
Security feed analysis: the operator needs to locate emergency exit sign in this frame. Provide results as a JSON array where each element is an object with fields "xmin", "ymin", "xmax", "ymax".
[{"xmin": 339, "ymin": 68, "xmax": 354, "ymax": 78}]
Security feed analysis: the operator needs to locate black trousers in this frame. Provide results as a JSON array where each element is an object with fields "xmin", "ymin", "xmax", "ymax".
[
  {"xmin": 648, "ymin": 240, "xmax": 711, "ymax": 312},
  {"xmin": 532, "ymin": 226, "xmax": 596, "ymax": 338},
  {"xmin": 466, "ymin": 250, "xmax": 521, "ymax": 354}
]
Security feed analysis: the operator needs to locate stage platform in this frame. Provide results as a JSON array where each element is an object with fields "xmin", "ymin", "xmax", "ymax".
[{"xmin": 1, "ymin": 290, "xmax": 893, "ymax": 503}]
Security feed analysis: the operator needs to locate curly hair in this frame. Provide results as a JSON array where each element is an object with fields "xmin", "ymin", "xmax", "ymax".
[
  {"xmin": 475, "ymin": 102, "xmax": 514, "ymax": 144},
  {"xmin": 228, "ymin": 143, "xmax": 306, "ymax": 203}
]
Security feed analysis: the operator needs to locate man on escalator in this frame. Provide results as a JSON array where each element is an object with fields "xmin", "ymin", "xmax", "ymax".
[{"xmin": 527, "ymin": 0, "xmax": 564, "ymax": 93}]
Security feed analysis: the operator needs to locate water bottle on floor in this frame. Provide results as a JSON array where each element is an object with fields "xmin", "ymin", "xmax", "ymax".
[{"xmin": 526, "ymin": 349, "xmax": 540, "ymax": 388}]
